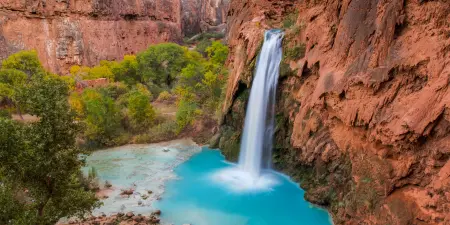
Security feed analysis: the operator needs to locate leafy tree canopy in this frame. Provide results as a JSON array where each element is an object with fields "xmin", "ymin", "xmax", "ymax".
[{"xmin": 137, "ymin": 43, "xmax": 188, "ymax": 88}]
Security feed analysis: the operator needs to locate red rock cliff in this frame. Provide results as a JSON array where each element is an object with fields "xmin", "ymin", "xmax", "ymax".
[
  {"xmin": 219, "ymin": 0, "xmax": 449, "ymax": 224},
  {"xmin": 0, "ymin": 0, "xmax": 229, "ymax": 74}
]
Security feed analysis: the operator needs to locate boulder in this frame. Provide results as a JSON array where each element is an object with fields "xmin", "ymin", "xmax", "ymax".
[
  {"xmin": 126, "ymin": 212, "xmax": 134, "ymax": 218},
  {"xmin": 132, "ymin": 215, "xmax": 143, "ymax": 222},
  {"xmin": 121, "ymin": 188, "xmax": 134, "ymax": 195},
  {"xmin": 105, "ymin": 180, "xmax": 112, "ymax": 188},
  {"xmin": 152, "ymin": 210, "xmax": 161, "ymax": 215}
]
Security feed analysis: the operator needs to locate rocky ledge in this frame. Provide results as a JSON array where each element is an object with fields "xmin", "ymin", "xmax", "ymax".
[{"xmin": 63, "ymin": 210, "xmax": 162, "ymax": 225}]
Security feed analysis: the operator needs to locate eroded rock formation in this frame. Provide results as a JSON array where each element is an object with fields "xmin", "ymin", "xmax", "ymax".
[
  {"xmin": 0, "ymin": 0, "xmax": 229, "ymax": 74},
  {"xmin": 218, "ymin": 0, "xmax": 449, "ymax": 224}
]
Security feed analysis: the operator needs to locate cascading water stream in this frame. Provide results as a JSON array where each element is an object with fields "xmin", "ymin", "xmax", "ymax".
[
  {"xmin": 238, "ymin": 29, "xmax": 284, "ymax": 177},
  {"xmin": 212, "ymin": 30, "xmax": 284, "ymax": 191}
]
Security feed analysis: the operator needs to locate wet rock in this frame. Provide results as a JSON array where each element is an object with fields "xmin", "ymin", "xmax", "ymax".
[
  {"xmin": 152, "ymin": 210, "xmax": 161, "ymax": 215},
  {"xmin": 126, "ymin": 212, "xmax": 134, "ymax": 218},
  {"xmin": 132, "ymin": 215, "xmax": 142, "ymax": 222},
  {"xmin": 105, "ymin": 180, "xmax": 112, "ymax": 188},
  {"xmin": 147, "ymin": 190, "xmax": 153, "ymax": 194},
  {"xmin": 120, "ymin": 188, "xmax": 134, "ymax": 195},
  {"xmin": 117, "ymin": 212, "xmax": 124, "ymax": 217},
  {"xmin": 138, "ymin": 200, "xmax": 143, "ymax": 205}
]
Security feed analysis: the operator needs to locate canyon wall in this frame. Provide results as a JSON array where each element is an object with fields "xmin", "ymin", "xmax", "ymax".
[
  {"xmin": 217, "ymin": 0, "xmax": 449, "ymax": 224},
  {"xmin": 0, "ymin": 0, "xmax": 229, "ymax": 74}
]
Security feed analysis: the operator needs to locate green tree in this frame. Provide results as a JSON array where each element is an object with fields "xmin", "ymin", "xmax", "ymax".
[
  {"xmin": 195, "ymin": 39, "xmax": 212, "ymax": 56},
  {"xmin": 137, "ymin": 43, "xmax": 188, "ymax": 87},
  {"xmin": 81, "ymin": 89, "xmax": 122, "ymax": 146},
  {"xmin": 179, "ymin": 63, "xmax": 205, "ymax": 88},
  {"xmin": 105, "ymin": 55, "xmax": 139, "ymax": 85},
  {"xmin": 0, "ymin": 69, "xmax": 28, "ymax": 118},
  {"xmin": 1, "ymin": 50, "xmax": 45, "ymax": 78},
  {"xmin": 127, "ymin": 84, "xmax": 155, "ymax": 132},
  {"xmin": 206, "ymin": 41, "xmax": 229, "ymax": 65},
  {"xmin": 0, "ymin": 75, "xmax": 99, "ymax": 224},
  {"xmin": 175, "ymin": 97, "xmax": 200, "ymax": 133}
]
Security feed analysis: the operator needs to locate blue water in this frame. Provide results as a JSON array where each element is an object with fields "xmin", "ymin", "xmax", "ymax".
[{"xmin": 156, "ymin": 148, "xmax": 332, "ymax": 225}]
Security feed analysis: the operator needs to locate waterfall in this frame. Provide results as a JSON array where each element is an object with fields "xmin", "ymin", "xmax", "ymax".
[
  {"xmin": 238, "ymin": 30, "xmax": 284, "ymax": 177},
  {"xmin": 212, "ymin": 30, "xmax": 284, "ymax": 192}
]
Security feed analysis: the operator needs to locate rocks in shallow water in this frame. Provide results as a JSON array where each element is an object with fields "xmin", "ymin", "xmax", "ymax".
[
  {"xmin": 152, "ymin": 209, "xmax": 162, "ymax": 215},
  {"xmin": 105, "ymin": 180, "xmax": 112, "ymax": 188},
  {"xmin": 63, "ymin": 213, "xmax": 162, "ymax": 225},
  {"xmin": 141, "ymin": 194, "xmax": 149, "ymax": 200},
  {"xmin": 147, "ymin": 190, "xmax": 153, "ymax": 194},
  {"xmin": 121, "ymin": 188, "xmax": 134, "ymax": 195},
  {"xmin": 163, "ymin": 148, "xmax": 170, "ymax": 152},
  {"xmin": 138, "ymin": 200, "xmax": 143, "ymax": 205},
  {"xmin": 132, "ymin": 215, "xmax": 143, "ymax": 222},
  {"xmin": 99, "ymin": 195, "xmax": 109, "ymax": 199}
]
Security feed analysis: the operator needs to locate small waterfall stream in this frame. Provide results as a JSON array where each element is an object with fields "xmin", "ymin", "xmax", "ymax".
[
  {"xmin": 213, "ymin": 30, "xmax": 284, "ymax": 191},
  {"xmin": 239, "ymin": 30, "xmax": 284, "ymax": 177}
]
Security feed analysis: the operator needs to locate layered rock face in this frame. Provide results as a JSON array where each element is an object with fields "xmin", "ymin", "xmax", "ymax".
[
  {"xmin": 0, "ymin": 0, "xmax": 229, "ymax": 74},
  {"xmin": 181, "ymin": 0, "xmax": 230, "ymax": 36},
  {"xmin": 219, "ymin": 0, "xmax": 449, "ymax": 224}
]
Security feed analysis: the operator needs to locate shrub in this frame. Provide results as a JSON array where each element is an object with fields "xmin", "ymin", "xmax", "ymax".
[
  {"xmin": 134, "ymin": 121, "xmax": 177, "ymax": 143},
  {"xmin": 0, "ymin": 109, "xmax": 11, "ymax": 118},
  {"xmin": 127, "ymin": 86, "xmax": 155, "ymax": 132},
  {"xmin": 285, "ymin": 44, "xmax": 306, "ymax": 60},
  {"xmin": 81, "ymin": 89, "xmax": 122, "ymax": 146},
  {"xmin": 195, "ymin": 39, "xmax": 212, "ymax": 56},
  {"xmin": 206, "ymin": 41, "xmax": 229, "ymax": 65},
  {"xmin": 282, "ymin": 11, "xmax": 298, "ymax": 29},
  {"xmin": 157, "ymin": 91, "xmax": 172, "ymax": 102},
  {"xmin": 176, "ymin": 98, "xmax": 200, "ymax": 133}
]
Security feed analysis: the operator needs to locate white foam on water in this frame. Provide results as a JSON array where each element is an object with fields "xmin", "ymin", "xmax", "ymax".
[{"xmin": 211, "ymin": 167, "xmax": 279, "ymax": 192}]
